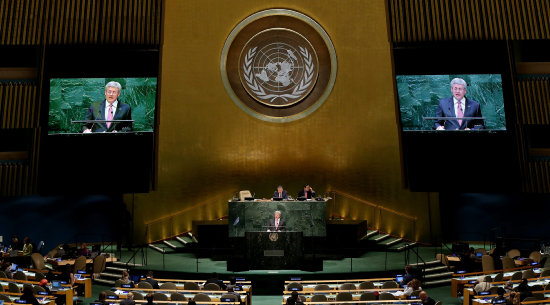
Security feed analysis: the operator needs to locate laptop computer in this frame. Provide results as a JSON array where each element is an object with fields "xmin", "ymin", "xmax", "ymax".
[
  {"xmin": 395, "ymin": 274, "xmax": 404, "ymax": 283},
  {"xmin": 272, "ymin": 197, "xmax": 283, "ymax": 201},
  {"xmin": 220, "ymin": 298, "xmax": 234, "ymax": 302},
  {"xmin": 10, "ymin": 263, "xmax": 18, "ymax": 272},
  {"xmin": 476, "ymin": 252, "xmax": 483, "ymax": 258},
  {"xmin": 51, "ymin": 280, "xmax": 62, "ymax": 291},
  {"xmin": 74, "ymin": 274, "xmax": 83, "ymax": 280}
]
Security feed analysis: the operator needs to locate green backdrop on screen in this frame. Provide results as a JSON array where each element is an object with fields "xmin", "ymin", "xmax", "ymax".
[
  {"xmin": 48, "ymin": 77, "xmax": 157, "ymax": 134},
  {"xmin": 396, "ymin": 74, "xmax": 506, "ymax": 130}
]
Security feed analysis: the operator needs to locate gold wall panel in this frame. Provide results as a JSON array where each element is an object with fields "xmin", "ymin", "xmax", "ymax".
[
  {"xmin": 389, "ymin": 0, "xmax": 550, "ymax": 42},
  {"xmin": 128, "ymin": 0, "xmax": 440, "ymax": 244}
]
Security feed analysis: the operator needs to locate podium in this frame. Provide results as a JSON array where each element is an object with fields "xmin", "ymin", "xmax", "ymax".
[{"xmin": 245, "ymin": 231, "xmax": 303, "ymax": 270}]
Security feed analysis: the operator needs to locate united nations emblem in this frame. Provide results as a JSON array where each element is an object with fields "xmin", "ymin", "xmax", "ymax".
[
  {"xmin": 269, "ymin": 233, "xmax": 279, "ymax": 241},
  {"xmin": 240, "ymin": 29, "xmax": 319, "ymax": 107},
  {"xmin": 221, "ymin": 9, "xmax": 337, "ymax": 122}
]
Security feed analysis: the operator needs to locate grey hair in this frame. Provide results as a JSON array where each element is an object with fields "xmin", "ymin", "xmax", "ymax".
[
  {"xmin": 277, "ymin": 185, "xmax": 283, "ymax": 189},
  {"xmin": 274, "ymin": 210, "xmax": 281, "ymax": 216},
  {"xmin": 450, "ymin": 78, "xmax": 467, "ymax": 88},
  {"xmin": 105, "ymin": 81, "xmax": 122, "ymax": 91}
]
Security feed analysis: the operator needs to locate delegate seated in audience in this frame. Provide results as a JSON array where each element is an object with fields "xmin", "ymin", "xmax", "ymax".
[
  {"xmin": 419, "ymin": 291, "xmax": 435, "ymax": 305},
  {"xmin": 514, "ymin": 279, "xmax": 532, "ymax": 301},
  {"xmin": 121, "ymin": 270, "xmax": 135, "ymax": 287},
  {"xmin": 144, "ymin": 271, "xmax": 160, "ymax": 289},
  {"xmin": 509, "ymin": 292, "xmax": 521, "ymax": 305},
  {"xmin": 22, "ymin": 237, "xmax": 33, "ymax": 255},
  {"xmin": 145, "ymin": 293, "xmax": 155, "ymax": 305},
  {"xmin": 474, "ymin": 276, "xmax": 491, "ymax": 294},
  {"xmin": 227, "ymin": 286, "xmax": 242, "ymax": 304},
  {"xmin": 187, "ymin": 300, "xmax": 196, "ymax": 305},
  {"xmin": 11, "ymin": 235, "xmax": 23, "ymax": 251},
  {"xmin": 90, "ymin": 245, "xmax": 101, "ymax": 259},
  {"xmin": 20, "ymin": 284, "xmax": 40, "ymax": 305},
  {"xmin": 2, "ymin": 261, "xmax": 13, "ymax": 278},
  {"xmin": 286, "ymin": 291, "xmax": 303, "ymax": 305},
  {"xmin": 39, "ymin": 279, "xmax": 51, "ymax": 294},
  {"xmin": 503, "ymin": 281, "xmax": 514, "ymax": 294},
  {"xmin": 95, "ymin": 292, "xmax": 108, "ymax": 305},
  {"xmin": 226, "ymin": 276, "xmax": 240, "ymax": 291},
  {"xmin": 205, "ymin": 272, "xmax": 226, "ymax": 289},
  {"xmin": 404, "ymin": 278, "xmax": 422, "ymax": 296},
  {"xmin": 400, "ymin": 265, "xmax": 416, "ymax": 286},
  {"xmin": 492, "ymin": 287, "xmax": 507, "ymax": 304},
  {"xmin": 78, "ymin": 243, "xmax": 91, "ymax": 257},
  {"xmin": 120, "ymin": 292, "xmax": 135, "ymax": 305}
]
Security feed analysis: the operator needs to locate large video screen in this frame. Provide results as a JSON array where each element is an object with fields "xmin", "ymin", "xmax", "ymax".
[
  {"xmin": 396, "ymin": 74, "xmax": 506, "ymax": 131},
  {"xmin": 48, "ymin": 77, "xmax": 157, "ymax": 134}
]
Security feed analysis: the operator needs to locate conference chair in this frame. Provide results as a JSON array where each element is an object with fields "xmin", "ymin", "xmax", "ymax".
[
  {"xmin": 0, "ymin": 284, "xmax": 3, "ymax": 292},
  {"xmin": 381, "ymin": 281, "xmax": 398, "ymax": 289},
  {"xmin": 204, "ymin": 283, "xmax": 220, "ymax": 291},
  {"xmin": 103, "ymin": 290, "xmax": 117, "ymax": 297},
  {"xmin": 137, "ymin": 281, "xmax": 154, "ymax": 289},
  {"xmin": 501, "ymin": 256, "xmax": 515, "ymax": 270},
  {"xmin": 545, "ymin": 283, "xmax": 550, "ymax": 291},
  {"xmin": 73, "ymin": 256, "xmax": 87, "ymax": 273},
  {"xmin": 522, "ymin": 269, "xmax": 536, "ymax": 279},
  {"xmin": 0, "ymin": 271, "xmax": 6, "ymax": 278},
  {"xmin": 523, "ymin": 297, "xmax": 538, "ymax": 302},
  {"xmin": 540, "ymin": 269, "xmax": 550, "ymax": 278},
  {"xmin": 533, "ymin": 292, "xmax": 545, "ymax": 299},
  {"xmin": 33, "ymin": 286, "xmax": 46, "ymax": 294},
  {"xmin": 489, "ymin": 287, "xmax": 499, "ymax": 295},
  {"xmin": 153, "ymin": 293, "xmax": 168, "ymax": 301},
  {"xmin": 115, "ymin": 280, "xmax": 125, "ymax": 288},
  {"xmin": 359, "ymin": 281, "xmax": 375, "ymax": 289},
  {"xmin": 194, "ymin": 293, "xmax": 211, "ymax": 302},
  {"xmin": 493, "ymin": 273, "xmax": 504, "ymax": 282},
  {"xmin": 411, "ymin": 290, "xmax": 421, "ymax": 297},
  {"xmin": 510, "ymin": 271, "xmax": 522, "ymax": 281},
  {"xmin": 314, "ymin": 284, "xmax": 330, "ymax": 291},
  {"xmin": 379, "ymin": 292, "xmax": 396, "ymax": 300},
  {"xmin": 484, "ymin": 275, "xmax": 492, "ymax": 283},
  {"xmin": 34, "ymin": 272, "xmax": 46, "ymax": 282},
  {"xmin": 530, "ymin": 284, "xmax": 544, "ymax": 291},
  {"xmin": 339, "ymin": 283, "xmax": 356, "ymax": 290},
  {"xmin": 311, "ymin": 295, "xmax": 328, "ymax": 303},
  {"xmin": 183, "ymin": 281, "xmax": 200, "ymax": 290},
  {"xmin": 507, "ymin": 249, "xmax": 521, "ymax": 258},
  {"xmin": 31, "ymin": 253, "xmax": 47, "ymax": 271},
  {"xmin": 160, "ymin": 282, "xmax": 177, "ymax": 290},
  {"xmin": 170, "ymin": 293, "xmax": 187, "ymax": 302},
  {"xmin": 360, "ymin": 292, "xmax": 377, "ymax": 301},
  {"xmin": 435, "ymin": 301, "xmax": 442, "ymax": 305},
  {"xmin": 335, "ymin": 292, "xmax": 353, "ymax": 302},
  {"xmin": 93, "ymin": 255, "xmax": 107, "ymax": 274},
  {"xmin": 132, "ymin": 293, "xmax": 144, "ymax": 300},
  {"xmin": 482, "ymin": 255, "xmax": 495, "ymax": 272},
  {"xmin": 529, "ymin": 251, "xmax": 542, "ymax": 263},
  {"xmin": 13, "ymin": 271, "xmax": 27, "ymax": 281},
  {"xmin": 0, "ymin": 295, "xmax": 11, "ymax": 302},
  {"xmin": 287, "ymin": 282, "xmax": 303, "ymax": 291},
  {"xmin": 220, "ymin": 294, "xmax": 238, "ymax": 302},
  {"xmin": 8, "ymin": 282, "xmax": 20, "ymax": 293}
]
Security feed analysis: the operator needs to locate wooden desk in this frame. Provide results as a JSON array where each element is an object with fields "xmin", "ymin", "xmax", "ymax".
[
  {"xmin": 281, "ymin": 288, "xmax": 407, "ymax": 303},
  {"xmin": 46, "ymin": 257, "xmax": 117, "ymax": 266},
  {"xmin": 76, "ymin": 277, "xmax": 92, "ymax": 298}
]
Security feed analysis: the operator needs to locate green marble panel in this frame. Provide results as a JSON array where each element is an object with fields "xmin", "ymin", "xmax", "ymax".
[
  {"xmin": 396, "ymin": 74, "xmax": 506, "ymax": 130},
  {"xmin": 228, "ymin": 200, "xmax": 327, "ymax": 237}
]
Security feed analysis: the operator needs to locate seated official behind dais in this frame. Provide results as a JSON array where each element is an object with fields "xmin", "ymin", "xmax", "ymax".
[
  {"xmin": 272, "ymin": 185, "xmax": 288, "ymax": 200},
  {"xmin": 297, "ymin": 184, "xmax": 315, "ymax": 199}
]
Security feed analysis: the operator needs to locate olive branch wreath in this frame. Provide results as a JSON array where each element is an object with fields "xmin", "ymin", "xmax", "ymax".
[{"xmin": 243, "ymin": 46, "xmax": 314, "ymax": 103}]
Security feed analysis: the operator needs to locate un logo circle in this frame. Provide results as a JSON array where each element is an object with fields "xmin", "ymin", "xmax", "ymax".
[
  {"xmin": 221, "ymin": 9, "xmax": 337, "ymax": 123},
  {"xmin": 239, "ymin": 29, "xmax": 319, "ymax": 107}
]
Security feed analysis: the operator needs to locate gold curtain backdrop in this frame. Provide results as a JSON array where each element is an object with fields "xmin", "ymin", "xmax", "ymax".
[{"xmin": 127, "ymin": 0, "xmax": 440, "ymax": 244}]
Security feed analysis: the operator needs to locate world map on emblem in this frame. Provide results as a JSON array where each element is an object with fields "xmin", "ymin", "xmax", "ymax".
[{"xmin": 239, "ymin": 29, "xmax": 319, "ymax": 107}]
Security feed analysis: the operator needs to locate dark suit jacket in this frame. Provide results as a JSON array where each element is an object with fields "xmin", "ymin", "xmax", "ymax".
[
  {"xmin": 82, "ymin": 100, "xmax": 133, "ymax": 132},
  {"xmin": 144, "ymin": 277, "xmax": 160, "ymax": 289},
  {"xmin": 273, "ymin": 190, "xmax": 288, "ymax": 199},
  {"xmin": 298, "ymin": 189, "xmax": 315, "ymax": 199},
  {"xmin": 268, "ymin": 218, "xmax": 286, "ymax": 231},
  {"xmin": 434, "ymin": 97, "xmax": 484, "ymax": 130}
]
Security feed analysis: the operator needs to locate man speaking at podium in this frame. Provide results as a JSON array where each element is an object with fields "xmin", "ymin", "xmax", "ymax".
[
  {"xmin": 82, "ymin": 81, "xmax": 133, "ymax": 133},
  {"xmin": 434, "ymin": 78, "xmax": 484, "ymax": 131},
  {"xmin": 268, "ymin": 211, "xmax": 286, "ymax": 232}
]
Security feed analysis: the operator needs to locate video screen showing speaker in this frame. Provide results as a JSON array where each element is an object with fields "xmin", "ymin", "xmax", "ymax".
[
  {"xmin": 396, "ymin": 74, "xmax": 506, "ymax": 131},
  {"xmin": 48, "ymin": 77, "xmax": 157, "ymax": 134}
]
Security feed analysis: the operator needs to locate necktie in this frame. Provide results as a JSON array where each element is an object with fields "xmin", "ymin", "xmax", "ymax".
[
  {"xmin": 457, "ymin": 101, "xmax": 463, "ymax": 126},
  {"xmin": 276, "ymin": 220, "xmax": 278, "ymax": 230},
  {"xmin": 279, "ymin": 192, "xmax": 281, "ymax": 198},
  {"xmin": 107, "ymin": 104, "xmax": 113, "ymax": 128}
]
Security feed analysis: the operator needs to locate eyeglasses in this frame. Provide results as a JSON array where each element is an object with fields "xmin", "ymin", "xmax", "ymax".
[
  {"xmin": 451, "ymin": 87, "xmax": 466, "ymax": 91},
  {"xmin": 106, "ymin": 90, "xmax": 119, "ymax": 95}
]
